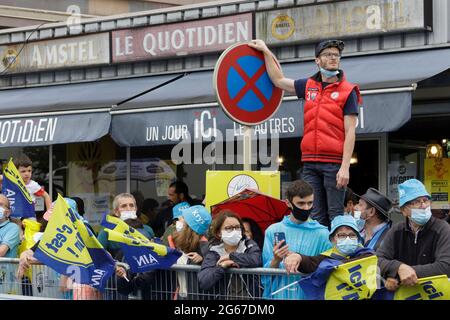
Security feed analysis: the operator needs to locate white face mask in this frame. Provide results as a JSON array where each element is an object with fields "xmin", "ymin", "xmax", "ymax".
[
  {"xmin": 175, "ymin": 220, "xmax": 185, "ymax": 232},
  {"xmin": 221, "ymin": 230, "xmax": 242, "ymax": 246},
  {"xmin": 353, "ymin": 210, "xmax": 361, "ymax": 220},
  {"xmin": 120, "ymin": 210, "xmax": 137, "ymax": 221},
  {"xmin": 0, "ymin": 207, "xmax": 5, "ymax": 220}
]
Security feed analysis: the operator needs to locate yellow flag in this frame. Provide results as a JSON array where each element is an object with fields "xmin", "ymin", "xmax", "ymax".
[
  {"xmin": 394, "ymin": 275, "xmax": 450, "ymax": 300},
  {"xmin": 324, "ymin": 255, "xmax": 378, "ymax": 300},
  {"xmin": 103, "ymin": 214, "xmax": 168, "ymax": 256}
]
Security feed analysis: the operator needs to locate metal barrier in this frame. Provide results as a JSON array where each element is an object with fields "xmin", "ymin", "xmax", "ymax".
[{"xmin": 0, "ymin": 257, "xmax": 303, "ymax": 300}]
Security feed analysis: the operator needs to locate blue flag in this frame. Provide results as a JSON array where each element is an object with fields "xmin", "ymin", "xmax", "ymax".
[
  {"xmin": 1, "ymin": 159, "xmax": 35, "ymax": 218},
  {"xmin": 298, "ymin": 247, "xmax": 377, "ymax": 300},
  {"xmin": 101, "ymin": 214, "xmax": 182, "ymax": 273},
  {"xmin": 34, "ymin": 195, "xmax": 115, "ymax": 291}
]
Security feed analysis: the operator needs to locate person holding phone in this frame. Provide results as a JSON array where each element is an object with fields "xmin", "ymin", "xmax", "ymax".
[{"xmin": 262, "ymin": 180, "xmax": 332, "ymax": 300}]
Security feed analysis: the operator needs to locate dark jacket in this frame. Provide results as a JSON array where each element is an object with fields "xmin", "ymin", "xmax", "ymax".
[
  {"xmin": 376, "ymin": 217, "xmax": 450, "ymax": 279},
  {"xmin": 198, "ymin": 239, "xmax": 262, "ymax": 299}
]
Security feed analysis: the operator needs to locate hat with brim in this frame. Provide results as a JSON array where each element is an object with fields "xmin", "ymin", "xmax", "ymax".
[
  {"xmin": 398, "ymin": 179, "xmax": 431, "ymax": 207},
  {"xmin": 356, "ymin": 188, "xmax": 393, "ymax": 218},
  {"xmin": 329, "ymin": 215, "xmax": 363, "ymax": 242}
]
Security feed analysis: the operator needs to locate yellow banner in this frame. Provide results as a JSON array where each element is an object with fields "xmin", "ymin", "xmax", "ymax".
[
  {"xmin": 394, "ymin": 275, "xmax": 450, "ymax": 300},
  {"xmin": 37, "ymin": 194, "xmax": 94, "ymax": 267},
  {"xmin": 3, "ymin": 158, "xmax": 33, "ymax": 203},
  {"xmin": 205, "ymin": 170, "xmax": 280, "ymax": 209},
  {"xmin": 104, "ymin": 215, "xmax": 168, "ymax": 256},
  {"xmin": 324, "ymin": 255, "xmax": 378, "ymax": 300},
  {"xmin": 424, "ymin": 158, "xmax": 450, "ymax": 209}
]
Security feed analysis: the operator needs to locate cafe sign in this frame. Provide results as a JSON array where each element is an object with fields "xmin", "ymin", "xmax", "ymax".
[
  {"xmin": 256, "ymin": 0, "xmax": 432, "ymax": 45},
  {"xmin": 0, "ymin": 33, "xmax": 110, "ymax": 74},
  {"xmin": 112, "ymin": 13, "xmax": 253, "ymax": 62}
]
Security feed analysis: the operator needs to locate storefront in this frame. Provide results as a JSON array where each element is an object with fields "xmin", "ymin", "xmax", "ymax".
[{"xmin": 1, "ymin": 0, "xmax": 450, "ymax": 226}]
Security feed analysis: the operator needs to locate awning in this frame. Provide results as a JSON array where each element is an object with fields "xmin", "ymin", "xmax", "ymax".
[
  {"xmin": 112, "ymin": 48, "xmax": 450, "ymax": 147},
  {"xmin": 0, "ymin": 73, "xmax": 179, "ymax": 147}
]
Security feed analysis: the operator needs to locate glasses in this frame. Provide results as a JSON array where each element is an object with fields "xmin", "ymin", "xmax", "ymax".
[
  {"xmin": 335, "ymin": 233, "xmax": 358, "ymax": 240},
  {"xmin": 223, "ymin": 225, "xmax": 241, "ymax": 232},
  {"xmin": 320, "ymin": 52, "xmax": 341, "ymax": 59},
  {"xmin": 407, "ymin": 197, "xmax": 431, "ymax": 207}
]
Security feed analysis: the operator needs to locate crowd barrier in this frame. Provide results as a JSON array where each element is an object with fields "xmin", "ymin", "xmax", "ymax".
[{"xmin": 0, "ymin": 258, "xmax": 303, "ymax": 300}]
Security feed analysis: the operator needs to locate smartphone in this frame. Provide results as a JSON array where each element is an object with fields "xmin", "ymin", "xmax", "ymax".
[{"xmin": 274, "ymin": 232, "xmax": 287, "ymax": 246}]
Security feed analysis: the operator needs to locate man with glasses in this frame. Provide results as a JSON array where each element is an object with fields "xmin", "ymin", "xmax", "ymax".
[
  {"xmin": 377, "ymin": 179, "xmax": 450, "ymax": 292},
  {"xmin": 249, "ymin": 39, "xmax": 362, "ymax": 228}
]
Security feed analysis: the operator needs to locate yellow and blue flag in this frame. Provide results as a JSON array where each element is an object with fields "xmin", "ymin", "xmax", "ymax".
[
  {"xmin": 34, "ymin": 195, "xmax": 115, "ymax": 291},
  {"xmin": 101, "ymin": 214, "xmax": 181, "ymax": 273},
  {"xmin": 299, "ymin": 247, "xmax": 378, "ymax": 300},
  {"xmin": 1, "ymin": 159, "xmax": 35, "ymax": 218},
  {"xmin": 376, "ymin": 274, "xmax": 450, "ymax": 300}
]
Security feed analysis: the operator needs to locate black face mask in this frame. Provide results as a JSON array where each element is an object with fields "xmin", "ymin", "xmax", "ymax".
[{"xmin": 290, "ymin": 201, "xmax": 312, "ymax": 222}]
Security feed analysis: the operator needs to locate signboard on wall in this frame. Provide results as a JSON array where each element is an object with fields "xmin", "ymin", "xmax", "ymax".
[
  {"xmin": 112, "ymin": 13, "xmax": 253, "ymax": 62},
  {"xmin": 388, "ymin": 162, "xmax": 416, "ymax": 205},
  {"xmin": 425, "ymin": 158, "xmax": 450, "ymax": 209},
  {"xmin": 256, "ymin": 0, "xmax": 432, "ymax": 45},
  {"xmin": 205, "ymin": 170, "xmax": 280, "ymax": 210},
  {"xmin": 0, "ymin": 33, "xmax": 110, "ymax": 74}
]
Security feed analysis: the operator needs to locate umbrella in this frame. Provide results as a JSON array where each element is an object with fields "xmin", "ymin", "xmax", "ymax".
[{"xmin": 211, "ymin": 188, "xmax": 291, "ymax": 233}]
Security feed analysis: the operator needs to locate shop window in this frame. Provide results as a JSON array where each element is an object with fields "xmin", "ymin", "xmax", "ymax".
[{"xmin": 52, "ymin": 136, "xmax": 126, "ymax": 229}]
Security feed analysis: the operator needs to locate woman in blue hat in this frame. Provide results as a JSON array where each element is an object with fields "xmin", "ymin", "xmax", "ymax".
[{"xmin": 283, "ymin": 215, "xmax": 375, "ymax": 299}]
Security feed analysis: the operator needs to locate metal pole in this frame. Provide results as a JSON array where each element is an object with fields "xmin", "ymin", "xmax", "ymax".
[
  {"xmin": 243, "ymin": 126, "xmax": 253, "ymax": 171},
  {"xmin": 49, "ymin": 144, "xmax": 53, "ymax": 202},
  {"xmin": 126, "ymin": 147, "xmax": 131, "ymax": 193}
]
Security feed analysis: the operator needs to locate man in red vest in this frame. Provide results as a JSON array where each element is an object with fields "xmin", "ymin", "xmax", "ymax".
[{"xmin": 249, "ymin": 39, "xmax": 362, "ymax": 228}]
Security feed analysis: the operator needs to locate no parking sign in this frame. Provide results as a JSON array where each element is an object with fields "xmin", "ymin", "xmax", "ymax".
[{"xmin": 214, "ymin": 42, "xmax": 284, "ymax": 126}]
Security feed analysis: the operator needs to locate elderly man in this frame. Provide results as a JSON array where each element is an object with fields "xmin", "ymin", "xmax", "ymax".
[
  {"xmin": 377, "ymin": 179, "xmax": 450, "ymax": 291},
  {"xmin": 0, "ymin": 194, "xmax": 20, "ymax": 258},
  {"xmin": 354, "ymin": 188, "xmax": 393, "ymax": 250},
  {"xmin": 97, "ymin": 193, "xmax": 154, "ymax": 257},
  {"xmin": 249, "ymin": 39, "xmax": 362, "ymax": 228}
]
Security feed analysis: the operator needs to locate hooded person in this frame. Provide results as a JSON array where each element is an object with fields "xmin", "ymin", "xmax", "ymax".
[
  {"xmin": 354, "ymin": 188, "xmax": 393, "ymax": 250},
  {"xmin": 377, "ymin": 179, "xmax": 450, "ymax": 292}
]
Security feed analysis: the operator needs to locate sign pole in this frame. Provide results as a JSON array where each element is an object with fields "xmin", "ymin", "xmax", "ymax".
[{"xmin": 243, "ymin": 125, "xmax": 253, "ymax": 171}]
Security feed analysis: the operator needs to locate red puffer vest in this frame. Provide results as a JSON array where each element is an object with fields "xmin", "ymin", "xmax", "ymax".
[{"xmin": 301, "ymin": 71, "xmax": 362, "ymax": 164}]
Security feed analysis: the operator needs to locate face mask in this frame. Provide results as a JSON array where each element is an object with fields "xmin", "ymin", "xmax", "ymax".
[
  {"xmin": 0, "ymin": 207, "xmax": 5, "ymax": 220},
  {"xmin": 355, "ymin": 216, "xmax": 366, "ymax": 231},
  {"xmin": 320, "ymin": 67, "xmax": 339, "ymax": 78},
  {"xmin": 336, "ymin": 237, "xmax": 359, "ymax": 256},
  {"xmin": 353, "ymin": 210, "xmax": 361, "ymax": 220},
  {"xmin": 290, "ymin": 201, "xmax": 312, "ymax": 222},
  {"xmin": 120, "ymin": 210, "xmax": 137, "ymax": 221},
  {"xmin": 175, "ymin": 220, "xmax": 185, "ymax": 232},
  {"xmin": 410, "ymin": 207, "xmax": 432, "ymax": 226},
  {"xmin": 221, "ymin": 230, "xmax": 242, "ymax": 246}
]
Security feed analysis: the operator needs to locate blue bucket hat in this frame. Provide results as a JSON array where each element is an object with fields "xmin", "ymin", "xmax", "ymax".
[
  {"xmin": 182, "ymin": 205, "xmax": 212, "ymax": 235},
  {"xmin": 172, "ymin": 201, "xmax": 190, "ymax": 220},
  {"xmin": 329, "ymin": 215, "xmax": 362, "ymax": 240},
  {"xmin": 398, "ymin": 179, "xmax": 431, "ymax": 207}
]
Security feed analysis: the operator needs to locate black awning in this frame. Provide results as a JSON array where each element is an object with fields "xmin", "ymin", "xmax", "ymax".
[{"xmin": 0, "ymin": 73, "xmax": 180, "ymax": 147}]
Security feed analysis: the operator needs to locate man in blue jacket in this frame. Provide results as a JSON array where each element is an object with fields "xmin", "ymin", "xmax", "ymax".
[{"xmin": 262, "ymin": 180, "xmax": 332, "ymax": 299}]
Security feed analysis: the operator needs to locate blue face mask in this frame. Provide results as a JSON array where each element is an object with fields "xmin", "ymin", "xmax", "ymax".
[
  {"xmin": 320, "ymin": 67, "xmax": 339, "ymax": 78},
  {"xmin": 355, "ymin": 217, "xmax": 366, "ymax": 231},
  {"xmin": 336, "ymin": 237, "xmax": 359, "ymax": 256},
  {"xmin": 410, "ymin": 207, "xmax": 432, "ymax": 226}
]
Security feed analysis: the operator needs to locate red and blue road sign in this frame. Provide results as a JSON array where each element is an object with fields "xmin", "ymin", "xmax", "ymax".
[{"xmin": 214, "ymin": 42, "xmax": 283, "ymax": 126}]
